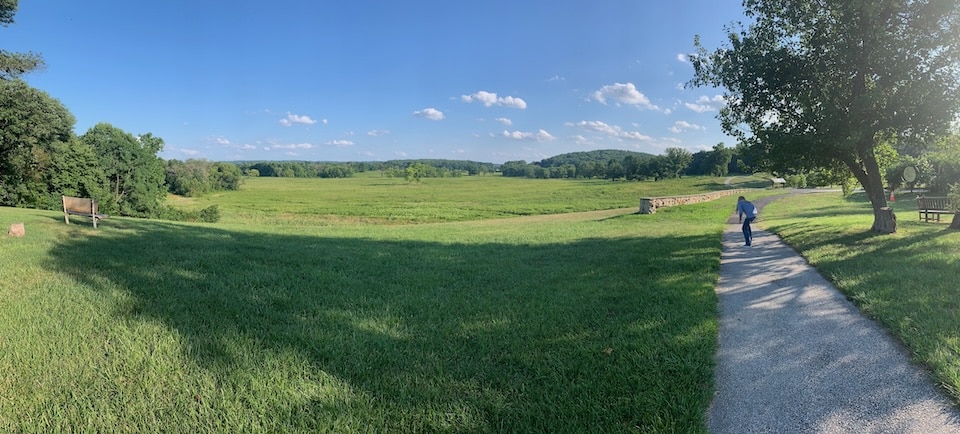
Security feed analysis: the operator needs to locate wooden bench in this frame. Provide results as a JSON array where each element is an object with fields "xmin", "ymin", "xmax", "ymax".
[
  {"xmin": 62, "ymin": 195, "xmax": 109, "ymax": 228},
  {"xmin": 916, "ymin": 196, "xmax": 953, "ymax": 222}
]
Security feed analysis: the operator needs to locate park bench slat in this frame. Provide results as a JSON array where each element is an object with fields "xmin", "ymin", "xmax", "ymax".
[
  {"xmin": 916, "ymin": 196, "xmax": 952, "ymax": 223},
  {"xmin": 62, "ymin": 195, "xmax": 109, "ymax": 228}
]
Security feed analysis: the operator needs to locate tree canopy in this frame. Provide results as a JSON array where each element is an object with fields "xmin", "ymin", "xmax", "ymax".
[
  {"xmin": 0, "ymin": 79, "xmax": 78, "ymax": 207},
  {"xmin": 0, "ymin": 0, "xmax": 44, "ymax": 80},
  {"xmin": 80, "ymin": 123, "xmax": 166, "ymax": 217},
  {"xmin": 691, "ymin": 0, "xmax": 960, "ymax": 233}
]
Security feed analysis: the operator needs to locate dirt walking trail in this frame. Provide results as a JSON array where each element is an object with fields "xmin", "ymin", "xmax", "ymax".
[{"xmin": 708, "ymin": 195, "xmax": 960, "ymax": 433}]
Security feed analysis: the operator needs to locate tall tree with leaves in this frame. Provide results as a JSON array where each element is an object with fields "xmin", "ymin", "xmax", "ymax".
[
  {"xmin": 0, "ymin": 79, "xmax": 76, "ymax": 207},
  {"xmin": 691, "ymin": 0, "xmax": 960, "ymax": 233},
  {"xmin": 80, "ymin": 123, "xmax": 166, "ymax": 217},
  {"xmin": 1, "ymin": 0, "xmax": 44, "ymax": 80}
]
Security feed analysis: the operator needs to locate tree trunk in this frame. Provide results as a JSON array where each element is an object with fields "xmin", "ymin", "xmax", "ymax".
[
  {"xmin": 874, "ymin": 207, "xmax": 897, "ymax": 233},
  {"xmin": 857, "ymin": 144, "xmax": 897, "ymax": 234},
  {"xmin": 950, "ymin": 213, "xmax": 960, "ymax": 230}
]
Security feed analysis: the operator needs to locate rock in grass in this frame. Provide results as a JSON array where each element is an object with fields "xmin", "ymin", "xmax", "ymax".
[{"xmin": 8, "ymin": 223, "xmax": 24, "ymax": 237}]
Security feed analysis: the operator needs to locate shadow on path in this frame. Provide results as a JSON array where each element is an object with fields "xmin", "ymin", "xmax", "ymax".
[{"xmin": 708, "ymin": 196, "xmax": 960, "ymax": 433}]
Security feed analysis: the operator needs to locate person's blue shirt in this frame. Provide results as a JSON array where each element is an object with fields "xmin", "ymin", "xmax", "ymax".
[{"xmin": 737, "ymin": 200, "xmax": 757, "ymax": 220}]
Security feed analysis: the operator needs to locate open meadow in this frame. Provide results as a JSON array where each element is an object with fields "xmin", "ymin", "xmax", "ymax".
[{"xmin": 0, "ymin": 175, "xmax": 770, "ymax": 433}]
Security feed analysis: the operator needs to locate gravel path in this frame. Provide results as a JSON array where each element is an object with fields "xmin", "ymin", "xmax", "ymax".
[{"xmin": 708, "ymin": 196, "xmax": 960, "ymax": 433}]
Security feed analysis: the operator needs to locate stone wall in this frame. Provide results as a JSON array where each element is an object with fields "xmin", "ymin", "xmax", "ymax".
[{"xmin": 639, "ymin": 189, "xmax": 749, "ymax": 214}]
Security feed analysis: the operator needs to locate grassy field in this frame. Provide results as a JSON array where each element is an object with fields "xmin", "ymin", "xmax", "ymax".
[
  {"xmin": 760, "ymin": 191, "xmax": 960, "ymax": 402},
  {"xmin": 170, "ymin": 173, "xmax": 769, "ymax": 226},
  {"xmin": 0, "ymin": 175, "xmax": 765, "ymax": 433}
]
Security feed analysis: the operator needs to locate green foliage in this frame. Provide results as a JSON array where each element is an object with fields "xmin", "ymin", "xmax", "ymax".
[
  {"xmin": 925, "ymin": 133, "xmax": 960, "ymax": 193},
  {"xmin": 80, "ymin": 124, "xmax": 166, "ymax": 218},
  {"xmin": 691, "ymin": 0, "xmax": 960, "ymax": 232},
  {"xmin": 157, "ymin": 204, "xmax": 222, "ymax": 223},
  {"xmin": 0, "ymin": 80, "xmax": 77, "ymax": 207},
  {"xmin": 689, "ymin": 143, "xmax": 734, "ymax": 177},
  {"xmin": 198, "ymin": 204, "xmax": 220, "ymax": 222},
  {"xmin": 165, "ymin": 159, "xmax": 243, "ymax": 197},
  {"xmin": 236, "ymin": 159, "xmax": 492, "ymax": 179},
  {"xmin": 0, "ymin": 1, "xmax": 45, "ymax": 80},
  {"xmin": 537, "ymin": 149, "xmax": 653, "ymax": 167},
  {"xmin": 948, "ymin": 184, "xmax": 960, "ymax": 213},
  {"xmin": 0, "ymin": 0, "xmax": 15, "ymax": 24},
  {"xmin": 784, "ymin": 174, "xmax": 807, "ymax": 188}
]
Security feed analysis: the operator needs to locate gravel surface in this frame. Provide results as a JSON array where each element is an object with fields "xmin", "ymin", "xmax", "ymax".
[{"xmin": 708, "ymin": 197, "xmax": 960, "ymax": 433}]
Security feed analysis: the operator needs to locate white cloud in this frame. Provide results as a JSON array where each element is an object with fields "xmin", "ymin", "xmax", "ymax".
[
  {"xmin": 499, "ymin": 96, "xmax": 527, "ymax": 109},
  {"xmin": 326, "ymin": 140, "xmax": 354, "ymax": 147},
  {"xmin": 461, "ymin": 91, "xmax": 527, "ymax": 109},
  {"xmin": 564, "ymin": 120, "xmax": 653, "ymax": 141},
  {"xmin": 573, "ymin": 135, "xmax": 594, "ymax": 146},
  {"xmin": 685, "ymin": 95, "xmax": 726, "ymax": 113},
  {"xmin": 669, "ymin": 120, "xmax": 705, "ymax": 133},
  {"xmin": 367, "ymin": 129, "xmax": 390, "ymax": 136},
  {"xmin": 394, "ymin": 151, "xmax": 408, "ymax": 157},
  {"xmin": 495, "ymin": 117, "xmax": 512, "ymax": 126},
  {"xmin": 413, "ymin": 108, "xmax": 445, "ymax": 120},
  {"xmin": 240, "ymin": 144, "xmax": 256, "ymax": 150},
  {"xmin": 676, "ymin": 53, "xmax": 688, "ymax": 63},
  {"xmin": 501, "ymin": 129, "xmax": 556, "ymax": 142},
  {"xmin": 179, "ymin": 149, "xmax": 200, "ymax": 156},
  {"xmin": 214, "ymin": 137, "xmax": 231, "ymax": 145},
  {"xmin": 547, "ymin": 75, "xmax": 566, "ymax": 82},
  {"xmin": 267, "ymin": 143, "xmax": 313, "ymax": 150},
  {"xmin": 592, "ymin": 82, "xmax": 661, "ymax": 111},
  {"xmin": 279, "ymin": 112, "xmax": 319, "ymax": 126},
  {"xmin": 462, "ymin": 91, "xmax": 497, "ymax": 106}
]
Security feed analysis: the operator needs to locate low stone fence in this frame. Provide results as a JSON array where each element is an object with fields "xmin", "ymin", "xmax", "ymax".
[{"xmin": 639, "ymin": 189, "xmax": 749, "ymax": 214}]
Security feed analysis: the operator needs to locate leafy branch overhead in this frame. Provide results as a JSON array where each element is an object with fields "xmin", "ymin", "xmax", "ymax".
[
  {"xmin": 0, "ymin": 1, "xmax": 44, "ymax": 80},
  {"xmin": 690, "ymin": 0, "xmax": 960, "ymax": 233}
]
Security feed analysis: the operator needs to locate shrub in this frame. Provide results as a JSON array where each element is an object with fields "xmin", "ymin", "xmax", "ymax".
[
  {"xmin": 157, "ymin": 204, "xmax": 220, "ymax": 223},
  {"xmin": 198, "ymin": 205, "xmax": 220, "ymax": 223}
]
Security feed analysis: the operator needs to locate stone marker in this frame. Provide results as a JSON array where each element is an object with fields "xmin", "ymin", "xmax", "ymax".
[{"xmin": 8, "ymin": 223, "xmax": 25, "ymax": 237}]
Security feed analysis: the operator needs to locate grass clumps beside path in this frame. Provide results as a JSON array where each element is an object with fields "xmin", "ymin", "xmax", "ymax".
[
  {"xmin": 760, "ymin": 192, "xmax": 960, "ymax": 401},
  {"xmin": 0, "ymin": 190, "xmax": 738, "ymax": 433}
]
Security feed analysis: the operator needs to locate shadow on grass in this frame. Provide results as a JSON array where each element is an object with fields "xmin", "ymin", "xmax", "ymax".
[{"xmin": 45, "ymin": 218, "xmax": 720, "ymax": 432}]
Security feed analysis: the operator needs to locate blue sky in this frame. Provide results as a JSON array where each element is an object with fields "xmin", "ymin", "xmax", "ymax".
[{"xmin": 6, "ymin": 1, "xmax": 745, "ymax": 164}]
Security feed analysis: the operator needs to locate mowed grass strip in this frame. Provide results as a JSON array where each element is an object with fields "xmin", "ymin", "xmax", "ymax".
[
  {"xmin": 0, "ymin": 185, "xmax": 737, "ymax": 433},
  {"xmin": 760, "ymin": 192, "xmax": 960, "ymax": 401}
]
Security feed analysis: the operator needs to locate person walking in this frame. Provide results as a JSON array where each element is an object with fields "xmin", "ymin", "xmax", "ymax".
[{"xmin": 736, "ymin": 196, "xmax": 758, "ymax": 246}]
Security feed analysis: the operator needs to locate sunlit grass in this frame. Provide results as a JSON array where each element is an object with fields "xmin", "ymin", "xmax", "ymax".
[
  {"xmin": 172, "ymin": 174, "xmax": 765, "ymax": 226},
  {"xmin": 761, "ymin": 191, "xmax": 960, "ymax": 400},
  {"xmin": 0, "ymin": 177, "xmax": 754, "ymax": 433}
]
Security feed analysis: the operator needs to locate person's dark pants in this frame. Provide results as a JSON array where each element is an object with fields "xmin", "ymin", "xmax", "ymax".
[{"xmin": 742, "ymin": 217, "xmax": 756, "ymax": 246}]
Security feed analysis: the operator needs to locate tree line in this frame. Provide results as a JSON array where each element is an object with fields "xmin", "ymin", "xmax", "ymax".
[
  {"xmin": 501, "ymin": 144, "xmax": 743, "ymax": 180},
  {"xmin": 0, "ymin": 79, "xmax": 231, "ymax": 221},
  {"xmin": 234, "ymin": 159, "xmax": 497, "ymax": 179}
]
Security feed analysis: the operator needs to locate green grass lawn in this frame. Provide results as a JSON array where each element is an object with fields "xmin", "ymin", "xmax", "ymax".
[
  {"xmin": 171, "ymin": 174, "xmax": 768, "ymax": 226},
  {"xmin": 0, "ymin": 175, "xmax": 760, "ymax": 433},
  {"xmin": 760, "ymin": 191, "xmax": 960, "ymax": 401}
]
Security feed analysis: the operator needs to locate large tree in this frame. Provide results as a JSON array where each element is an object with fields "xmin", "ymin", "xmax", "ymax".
[
  {"xmin": 691, "ymin": 0, "xmax": 960, "ymax": 233},
  {"xmin": 0, "ymin": 79, "xmax": 76, "ymax": 207},
  {"xmin": 80, "ymin": 123, "xmax": 166, "ymax": 217},
  {"xmin": 1, "ymin": 0, "xmax": 44, "ymax": 80}
]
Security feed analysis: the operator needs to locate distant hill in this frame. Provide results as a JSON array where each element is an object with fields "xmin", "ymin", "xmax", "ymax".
[{"xmin": 537, "ymin": 149, "xmax": 655, "ymax": 167}]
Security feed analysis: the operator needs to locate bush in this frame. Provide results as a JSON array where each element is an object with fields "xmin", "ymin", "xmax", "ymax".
[
  {"xmin": 785, "ymin": 174, "xmax": 807, "ymax": 188},
  {"xmin": 158, "ymin": 204, "xmax": 221, "ymax": 223},
  {"xmin": 198, "ymin": 205, "xmax": 220, "ymax": 223}
]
